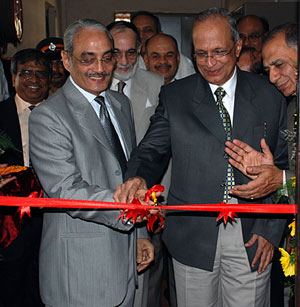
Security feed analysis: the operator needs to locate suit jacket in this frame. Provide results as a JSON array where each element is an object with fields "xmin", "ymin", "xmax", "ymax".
[
  {"xmin": 119, "ymin": 68, "xmax": 164, "ymax": 144},
  {"xmin": 29, "ymin": 78, "xmax": 142, "ymax": 307},
  {"xmin": 0, "ymin": 96, "xmax": 23, "ymax": 165},
  {"xmin": 126, "ymin": 68, "xmax": 288, "ymax": 272}
]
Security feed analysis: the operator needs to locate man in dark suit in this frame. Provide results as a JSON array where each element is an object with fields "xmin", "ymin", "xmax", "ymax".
[
  {"xmin": 115, "ymin": 8, "xmax": 288, "ymax": 307},
  {"xmin": 0, "ymin": 48, "xmax": 51, "ymax": 307},
  {"xmin": 29, "ymin": 19, "xmax": 154, "ymax": 307}
]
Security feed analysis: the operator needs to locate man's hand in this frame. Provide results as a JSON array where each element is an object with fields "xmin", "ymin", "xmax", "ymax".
[
  {"xmin": 229, "ymin": 164, "xmax": 283, "ymax": 199},
  {"xmin": 137, "ymin": 238, "xmax": 154, "ymax": 272},
  {"xmin": 245, "ymin": 234, "xmax": 274, "ymax": 274},
  {"xmin": 225, "ymin": 138, "xmax": 283, "ymax": 199},
  {"xmin": 114, "ymin": 177, "xmax": 147, "ymax": 204},
  {"xmin": 225, "ymin": 138, "xmax": 274, "ymax": 179}
]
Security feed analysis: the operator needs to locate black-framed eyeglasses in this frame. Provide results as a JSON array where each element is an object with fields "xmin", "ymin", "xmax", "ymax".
[
  {"xmin": 114, "ymin": 49, "xmax": 138, "ymax": 60},
  {"xmin": 71, "ymin": 50, "xmax": 116, "ymax": 66},
  {"xmin": 239, "ymin": 33, "xmax": 261, "ymax": 43},
  {"xmin": 17, "ymin": 70, "xmax": 49, "ymax": 80},
  {"xmin": 193, "ymin": 47, "xmax": 234, "ymax": 63}
]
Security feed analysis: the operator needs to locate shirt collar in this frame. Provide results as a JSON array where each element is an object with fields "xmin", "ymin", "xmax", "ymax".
[
  {"xmin": 70, "ymin": 76, "xmax": 106, "ymax": 102},
  {"xmin": 208, "ymin": 66, "xmax": 237, "ymax": 100},
  {"xmin": 15, "ymin": 93, "xmax": 41, "ymax": 115}
]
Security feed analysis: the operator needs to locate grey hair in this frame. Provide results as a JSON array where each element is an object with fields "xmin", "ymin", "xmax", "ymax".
[
  {"xmin": 195, "ymin": 7, "xmax": 240, "ymax": 43},
  {"xmin": 263, "ymin": 23, "xmax": 298, "ymax": 50},
  {"xmin": 64, "ymin": 18, "xmax": 114, "ymax": 55}
]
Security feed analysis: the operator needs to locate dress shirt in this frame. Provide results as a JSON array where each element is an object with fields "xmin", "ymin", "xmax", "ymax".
[
  {"xmin": 111, "ymin": 77, "xmax": 132, "ymax": 99},
  {"xmin": 208, "ymin": 67, "xmax": 237, "ymax": 124},
  {"xmin": 15, "ymin": 94, "xmax": 40, "ymax": 166},
  {"xmin": 70, "ymin": 77, "xmax": 129, "ymax": 160}
]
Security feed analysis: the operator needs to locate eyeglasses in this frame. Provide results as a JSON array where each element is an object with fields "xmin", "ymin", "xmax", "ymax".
[
  {"xmin": 114, "ymin": 49, "xmax": 138, "ymax": 60},
  {"xmin": 17, "ymin": 70, "xmax": 49, "ymax": 80},
  {"xmin": 72, "ymin": 50, "xmax": 116, "ymax": 67},
  {"xmin": 193, "ymin": 47, "xmax": 234, "ymax": 63},
  {"xmin": 239, "ymin": 33, "xmax": 261, "ymax": 43}
]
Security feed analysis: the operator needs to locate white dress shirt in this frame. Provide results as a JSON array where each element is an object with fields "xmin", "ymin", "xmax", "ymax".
[
  {"xmin": 15, "ymin": 94, "xmax": 40, "ymax": 166},
  {"xmin": 111, "ymin": 77, "xmax": 132, "ymax": 99},
  {"xmin": 208, "ymin": 67, "xmax": 237, "ymax": 124}
]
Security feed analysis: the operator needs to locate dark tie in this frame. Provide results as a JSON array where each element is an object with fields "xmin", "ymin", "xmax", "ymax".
[
  {"xmin": 94, "ymin": 96, "xmax": 127, "ymax": 177},
  {"xmin": 28, "ymin": 105, "xmax": 35, "ymax": 111},
  {"xmin": 214, "ymin": 87, "xmax": 235, "ymax": 203},
  {"xmin": 117, "ymin": 81, "xmax": 126, "ymax": 94}
]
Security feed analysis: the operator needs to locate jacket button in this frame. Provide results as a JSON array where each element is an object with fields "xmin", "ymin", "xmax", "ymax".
[
  {"xmin": 115, "ymin": 170, "xmax": 121, "ymax": 176},
  {"xmin": 220, "ymin": 181, "xmax": 226, "ymax": 187}
]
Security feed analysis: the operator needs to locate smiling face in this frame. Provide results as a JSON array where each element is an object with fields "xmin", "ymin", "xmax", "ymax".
[
  {"xmin": 145, "ymin": 34, "xmax": 180, "ymax": 84},
  {"xmin": 110, "ymin": 27, "xmax": 138, "ymax": 80},
  {"xmin": 61, "ymin": 28, "xmax": 115, "ymax": 96},
  {"xmin": 262, "ymin": 32, "xmax": 298, "ymax": 96},
  {"xmin": 193, "ymin": 17, "xmax": 242, "ymax": 86},
  {"xmin": 12, "ymin": 60, "xmax": 50, "ymax": 104}
]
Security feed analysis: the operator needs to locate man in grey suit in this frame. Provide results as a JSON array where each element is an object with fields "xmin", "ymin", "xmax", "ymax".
[
  {"xmin": 107, "ymin": 21, "xmax": 164, "ymax": 144},
  {"xmin": 108, "ymin": 20, "xmax": 165, "ymax": 307},
  {"xmin": 115, "ymin": 8, "xmax": 288, "ymax": 307},
  {"xmin": 29, "ymin": 19, "xmax": 154, "ymax": 307}
]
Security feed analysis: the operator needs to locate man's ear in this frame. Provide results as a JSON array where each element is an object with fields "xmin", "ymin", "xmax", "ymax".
[
  {"xmin": 12, "ymin": 73, "xmax": 16, "ymax": 88},
  {"xmin": 61, "ymin": 50, "xmax": 71, "ymax": 73},
  {"xmin": 235, "ymin": 39, "xmax": 243, "ymax": 58}
]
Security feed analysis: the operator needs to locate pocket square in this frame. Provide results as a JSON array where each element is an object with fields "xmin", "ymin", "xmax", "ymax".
[{"xmin": 145, "ymin": 98, "xmax": 153, "ymax": 108}]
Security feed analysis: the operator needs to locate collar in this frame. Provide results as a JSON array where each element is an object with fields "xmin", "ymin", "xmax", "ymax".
[
  {"xmin": 208, "ymin": 66, "xmax": 237, "ymax": 100},
  {"xmin": 70, "ymin": 76, "xmax": 107, "ymax": 102},
  {"xmin": 15, "ymin": 93, "xmax": 41, "ymax": 115}
]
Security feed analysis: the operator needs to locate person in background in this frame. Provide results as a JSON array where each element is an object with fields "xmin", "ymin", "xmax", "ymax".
[
  {"xmin": 36, "ymin": 37, "xmax": 68, "ymax": 95},
  {"xmin": 237, "ymin": 15, "xmax": 269, "ymax": 52},
  {"xmin": 0, "ymin": 48, "xmax": 51, "ymax": 307},
  {"xmin": 107, "ymin": 20, "xmax": 164, "ymax": 307},
  {"xmin": 145, "ymin": 33, "xmax": 180, "ymax": 84},
  {"xmin": 131, "ymin": 10, "xmax": 195, "ymax": 80},
  {"xmin": 237, "ymin": 46, "xmax": 263, "ymax": 73}
]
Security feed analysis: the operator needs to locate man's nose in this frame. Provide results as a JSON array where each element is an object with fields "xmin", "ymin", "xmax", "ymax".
[{"xmin": 269, "ymin": 67, "xmax": 280, "ymax": 84}]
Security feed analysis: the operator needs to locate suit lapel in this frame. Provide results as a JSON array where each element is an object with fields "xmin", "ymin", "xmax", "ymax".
[
  {"xmin": 232, "ymin": 70, "xmax": 257, "ymax": 140},
  {"xmin": 106, "ymin": 90, "xmax": 133, "ymax": 156},
  {"xmin": 63, "ymin": 80, "xmax": 113, "ymax": 153},
  {"xmin": 130, "ymin": 71, "xmax": 148, "ymax": 128},
  {"xmin": 191, "ymin": 75, "xmax": 226, "ymax": 144}
]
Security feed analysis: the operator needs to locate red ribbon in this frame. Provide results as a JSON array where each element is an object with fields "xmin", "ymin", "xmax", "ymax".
[{"xmin": 0, "ymin": 196, "xmax": 296, "ymax": 214}]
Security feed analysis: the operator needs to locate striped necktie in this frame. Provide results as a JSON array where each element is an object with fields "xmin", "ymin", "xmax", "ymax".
[
  {"xmin": 94, "ymin": 96, "xmax": 127, "ymax": 178},
  {"xmin": 214, "ymin": 87, "xmax": 235, "ymax": 203}
]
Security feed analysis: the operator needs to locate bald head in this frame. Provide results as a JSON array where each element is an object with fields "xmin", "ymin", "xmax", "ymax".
[{"xmin": 144, "ymin": 34, "xmax": 180, "ymax": 84}]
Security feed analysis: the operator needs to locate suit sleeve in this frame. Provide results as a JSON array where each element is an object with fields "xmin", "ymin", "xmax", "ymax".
[
  {"xmin": 125, "ymin": 87, "xmax": 172, "ymax": 187},
  {"xmin": 29, "ymin": 104, "xmax": 133, "ymax": 232}
]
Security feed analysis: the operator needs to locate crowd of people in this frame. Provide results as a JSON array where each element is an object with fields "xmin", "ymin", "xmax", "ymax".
[{"xmin": 0, "ymin": 6, "xmax": 297, "ymax": 307}]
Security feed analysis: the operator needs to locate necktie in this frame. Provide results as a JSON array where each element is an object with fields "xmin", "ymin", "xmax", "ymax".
[
  {"xmin": 117, "ymin": 81, "xmax": 126, "ymax": 94},
  {"xmin": 94, "ymin": 96, "xmax": 127, "ymax": 177},
  {"xmin": 214, "ymin": 87, "xmax": 235, "ymax": 203},
  {"xmin": 28, "ymin": 105, "xmax": 35, "ymax": 111}
]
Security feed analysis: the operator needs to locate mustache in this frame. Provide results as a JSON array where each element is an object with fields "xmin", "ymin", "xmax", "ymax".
[
  {"xmin": 117, "ymin": 63, "xmax": 132, "ymax": 69},
  {"xmin": 52, "ymin": 72, "xmax": 64, "ymax": 77},
  {"xmin": 154, "ymin": 64, "xmax": 171, "ymax": 70},
  {"xmin": 85, "ymin": 72, "xmax": 110, "ymax": 78}
]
